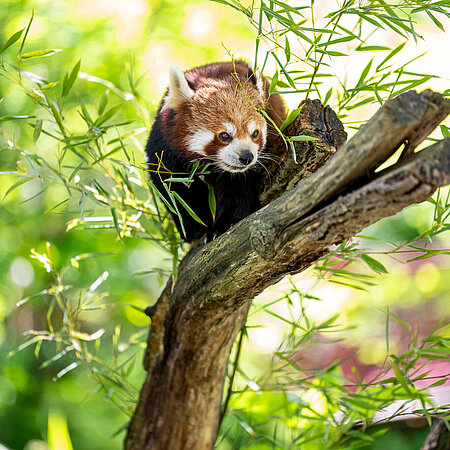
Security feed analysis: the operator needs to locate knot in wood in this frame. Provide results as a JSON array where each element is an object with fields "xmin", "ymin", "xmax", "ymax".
[{"xmin": 250, "ymin": 220, "xmax": 279, "ymax": 259}]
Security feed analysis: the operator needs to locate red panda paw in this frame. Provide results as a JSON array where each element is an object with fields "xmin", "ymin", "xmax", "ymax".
[
  {"xmin": 205, "ymin": 230, "xmax": 219, "ymax": 243},
  {"xmin": 205, "ymin": 222, "xmax": 236, "ymax": 243}
]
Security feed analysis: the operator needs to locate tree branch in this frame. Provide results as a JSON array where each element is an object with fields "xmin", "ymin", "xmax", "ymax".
[{"xmin": 125, "ymin": 90, "xmax": 450, "ymax": 450}]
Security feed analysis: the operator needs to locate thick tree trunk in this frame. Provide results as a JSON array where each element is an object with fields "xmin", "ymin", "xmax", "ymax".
[{"xmin": 125, "ymin": 90, "xmax": 450, "ymax": 450}]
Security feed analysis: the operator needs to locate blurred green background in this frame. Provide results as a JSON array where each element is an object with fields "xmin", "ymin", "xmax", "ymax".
[{"xmin": 0, "ymin": 1, "xmax": 449, "ymax": 449}]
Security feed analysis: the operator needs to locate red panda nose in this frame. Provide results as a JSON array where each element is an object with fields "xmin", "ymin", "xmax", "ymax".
[{"xmin": 239, "ymin": 151, "xmax": 254, "ymax": 165}]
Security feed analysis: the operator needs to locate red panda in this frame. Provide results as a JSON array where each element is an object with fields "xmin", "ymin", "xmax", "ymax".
[{"xmin": 146, "ymin": 60, "xmax": 287, "ymax": 242}]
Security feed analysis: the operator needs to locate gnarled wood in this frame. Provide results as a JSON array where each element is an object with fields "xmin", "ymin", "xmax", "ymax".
[{"xmin": 125, "ymin": 90, "xmax": 450, "ymax": 450}]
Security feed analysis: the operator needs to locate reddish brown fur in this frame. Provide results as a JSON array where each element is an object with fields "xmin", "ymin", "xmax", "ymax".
[{"xmin": 159, "ymin": 60, "xmax": 286, "ymax": 161}]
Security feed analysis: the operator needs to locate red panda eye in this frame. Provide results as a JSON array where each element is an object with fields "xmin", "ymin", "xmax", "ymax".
[
  {"xmin": 252, "ymin": 130, "xmax": 259, "ymax": 139},
  {"xmin": 218, "ymin": 132, "xmax": 232, "ymax": 142}
]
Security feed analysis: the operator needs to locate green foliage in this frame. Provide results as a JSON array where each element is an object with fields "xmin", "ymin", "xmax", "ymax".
[
  {"xmin": 1, "ymin": 1, "xmax": 449, "ymax": 449},
  {"xmin": 218, "ymin": 0, "xmax": 450, "ymax": 126}
]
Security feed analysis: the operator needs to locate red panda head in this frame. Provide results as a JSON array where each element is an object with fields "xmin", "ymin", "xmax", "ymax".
[{"xmin": 159, "ymin": 62, "xmax": 269, "ymax": 173}]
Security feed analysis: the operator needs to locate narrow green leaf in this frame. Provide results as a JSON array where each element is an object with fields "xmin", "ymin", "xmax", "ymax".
[
  {"xmin": 149, "ymin": 183, "xmax": 176, "ymax": 214},
  {"xmin": 280, "ymin": 106, "xmax": 302, "ymax": 132},
  {"xmin": 269, "ymin": 70, "xmax": 279, "ymax": 95},
  {"xmin": 48, "ymin": 101, "xmax": 65, "ymax": 134},
  {"xmin": 21, "ymin": 49, "xmax": 62, "ymax": 60},
  {"xmin": 317, "ymin": 35, "xmax": 354, "ymax": 47},
  {"xmin": 98, "ymin": 89, "xmax": 110, "ymax": 116},
  {"xmin": 164, "ymin": 177, "xmax": 191, "ymax": 183},
  {"xmin": 271, "ymin": 52, "xmax": 296, "ymax": 89},
  {"xmin": 409, "ymin": 17, "xmax": 418, "ymax": 44},
  {"xmin": 377, "ymin": 15, "xmax": 407, "ymax": 39},
  {"xmin": 289, "ymin": 140, "xmax": 297, "ymax": 163},
  {"xmin": 18, "ymin": 11, "xmax": 34, "ymax": 57},
  {"xmin": 318, "ymin": 50, "xmax": 347, "ymax": 57},
  {"xmin": 163, "ymin": 185, "xmax": 186, "ymax": 237},
  {"xmin": 62, "ymin": 59, "xmax": 81, "ymax": 99},
  {"xmin": 323, "ymin": 87, "xmax": 333, "ymax": 105},
  {"xmin": 426, "ymin": 10, "xmax": 444, "ymax": 31},
  {"xmin": 171, "ymin": 191, "xmax": 205, "ymax": 225},
  {"xmin": 356, "ymin": 59, "xmax": 373, "ymax": 87},
  {"xmin": 208, "ymin": 183, "xmax": 216, "ymax": 219},
  {"xmin": 33, "ymin": 118, "xmax": 43, "ymax": 143},
  {"xmin": 110, "ymin": 207, "xmax": 124, "ymax": 242},
  {"xmin": 356, "ymin": 45, "xmax": 390, "ymax": 51},
  {"xmin": 3, "ymin": 177, "xmax": 33, "ymax": 200},
  {"xmin": 0, "ymin": 28, "xmax": 24, "ymax": 54},
  {"xmin": 115, "ymin": 130, "xmax": 130, "ymax": 161},
  {"xmin": 284, "ymin": 36, "xmax": 291, "ymax": 62},
  {"xmin": 440, "ymin": 125, "xmax": 450, "ymax": 138},
  {"xmin": 0, "ymin": 115, "xmax": 35, "ymax": 122},
  {"xmin": 353, "ymin": 10, "xmax": 384, "ymax": 29},
  {"xmin": 289, "ymin": 135, "xmax": 318, "ymax": 141},
  {"xmin": 93, "ymin": 104, "xmax": 122, "ymax": 127},
  {"xmin": 360, "ymin": 254, "xmax": 388, "ymax": 274},
  {"xmin": 391, "ymin": 361, "xmax": 413, "ymax": 395},
  {"xmin": 39, "ymin": 82, "xmax": 59, "ymax": 90},
  {"xmin": 389, "ymin": 312, "xmax": 412, "ymax": 331},
  {"xmin": 376, "ymin": 42, "xmax": 406, "ymax": 72},
  {"xmin": 391, "ymin": 76, "xmax": 433, "ymax": 96}
]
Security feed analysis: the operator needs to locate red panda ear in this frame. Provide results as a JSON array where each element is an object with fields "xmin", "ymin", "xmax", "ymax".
[
  {"xmin": 247, "ymin": 66, "xmax": 265, "ymax": 99},
  {"xmin": 246, "ymin": 68, "xmax": 257, "ymax": 85},
  {"xmin": 163, "ymin": 66, "xmax": 194, "ymax": 111}
]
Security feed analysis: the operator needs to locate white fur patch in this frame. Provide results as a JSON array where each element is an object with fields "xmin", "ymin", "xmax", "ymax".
[
  {"xmin": 248, "ymin": 121, "xmax": 257, "ymax": 134},
  {"xmin": 224, "ymin": 123, "xmax": 236, "ymax": 137},
  {"xmin": 162, "ymin": 66, "xmax": 194, "ymax": 111},
  {"xmin": 217, "ymin": 138, "xmax": 259, "ymax": 173},
  {"xmin": 248, "ymin": 120, "xmax": 267, "ymax": 148},
  {"xmin": 256, "ymin": 76, "xmax": 264, "ymax": 99},
  {"xmin": 187, "ymin": 129, "xmax": 214, "ymax": 155}
]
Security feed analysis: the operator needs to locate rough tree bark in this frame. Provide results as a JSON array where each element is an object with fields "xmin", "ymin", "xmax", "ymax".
[{"xmin": 125, "ymin": 89, "xmax": 450, "ymax": 450}]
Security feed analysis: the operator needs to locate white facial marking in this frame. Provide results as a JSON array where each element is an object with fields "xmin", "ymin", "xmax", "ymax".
[
  {"xmin": 187, "ymin": 129, "xmax": 214, "ymax": 155},
  {"xmin": 248, "ymin": 120, "xmax": 267, "ymax": 148},
  {"xmin": 223, "ymin": 122, "xmax": 236, "ymax": 137},
  {"xmin": 217, "ymin": 137, "xmax": 260, "ymax": 173}
]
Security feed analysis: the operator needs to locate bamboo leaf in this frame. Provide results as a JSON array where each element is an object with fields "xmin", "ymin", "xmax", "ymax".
[
  {"xmin": 391, "ymin": 361, "xmax": 413, "ymax": 395},
  {"xmin": 0, "ymin": 28, "xmax": 24, "ymax": 54},
  {"xmin": 289, "ymin": 135, "xmax": 318, "ymax": 141},
  {"xmin": 110, "ymin": 207, "xmax": 124, "ymax": 242},
  {"xmin": 171, "ymin": 191, "xmax": 205, "ymax": 225},
  {"xmin": 284, "ymin": 36, "xmax": 290, "ymax": 62},
  {"xmin": 377, "ymin": 41, "xmax": 406, "ymax": 68},
  {"xmin": 360, "ymin": 254, "xmax": 388, "ymax": 274},
  {"xmin": 280, "ymin": 106, "xmax": 302, "ymax": 131},
  {"xmin": 93, "ymin": 104, "xmax": 122, "ymax": 127},
  {"xmin": 98, "ymin": 89, "xmax": 109, "ymax": 116},
  {"xmin": 62, "ymin": 59, "xmax": 81, "ymax": 99},
  {"xmin": 0, "ymin": 115, "xmax": 36, "ymax": 122},
  {"xmin": 18, "ymin": 11, "xmax": 34, "ymax": 57},
  {"xmin": 356, "ymin": 59, "xmax": 373, "ymax": 87},
  {"xmin": 269, "ymin": 70, "xmax": 279, "ymax": 95},
  {"xmin": 208, "ymin": 183, "xmax": 216, "ymax": 219},
  {"xmin": 3, "ymin": 177, "xmax": 33, "ymax": 200},
  {"xmin": 33, "ymin": 118, "xmax": 43, "ymax": 143},
  {"xmin": 21, "ymin": 49, "xmax": 62, "ymax": 60}
]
